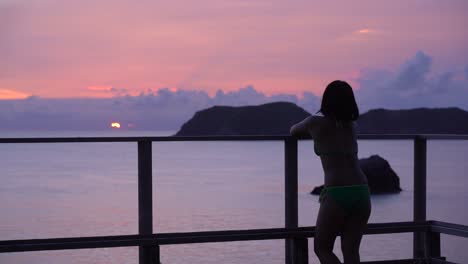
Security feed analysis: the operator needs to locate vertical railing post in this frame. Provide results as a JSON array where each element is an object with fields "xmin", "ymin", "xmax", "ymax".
[
  {"xmin": 138, "ymin": 140, "xmax": 154, "ymax": 264},
  {"xmin": 292, "ymin": 238, "xmax": 309, "ymax": 264},
  {"xmin": 413, "ymin": 136, "xmax": 427, "ymax": 258},
  {"xmin": 285, "ymin": 138, "xmax": 298, "ymax": 264},
  {"xmin": 425, "ymin": 230, "xmax": 441, "ymax": 259}
]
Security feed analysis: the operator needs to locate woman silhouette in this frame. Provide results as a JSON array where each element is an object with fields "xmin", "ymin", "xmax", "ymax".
[{"xmin": 290, "ymin": 80, "xmax": 371, "ymax": 264}]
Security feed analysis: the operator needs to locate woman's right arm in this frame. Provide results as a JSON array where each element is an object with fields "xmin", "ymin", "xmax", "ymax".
[{"xmin": 290, "ymin": 116, "xmax": 320, "ymax": 138}]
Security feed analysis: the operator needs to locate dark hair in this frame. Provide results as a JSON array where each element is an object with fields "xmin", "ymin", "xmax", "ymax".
[{"xmin": 318, "ymin": 80, "xmax": 359, "ymax": 121}]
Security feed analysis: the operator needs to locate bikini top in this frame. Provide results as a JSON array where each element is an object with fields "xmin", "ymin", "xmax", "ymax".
[{"xmin": 312, "ymin": 117, "xmax": 358, "ymax": 156}]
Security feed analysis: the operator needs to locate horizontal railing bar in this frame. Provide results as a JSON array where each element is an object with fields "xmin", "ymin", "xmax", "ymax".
[
  {"xmin": 0, "ymin": 227, "xmax": 311, "ymax": 251},
  {"xmin": 430, "ymin": 258, "xmax": 458, "ymax": 264},
  {"xmin": 0, "ymin": 135, "xmax": 287, "ymax": 143},
  {"xmin": 152, "ymin": 222, "xmax": 428, "ymax": 245},
  {"xmin": 1, "ymin": 134, "xmax": 468, "ymax": 144},
  {"xmin": 0, "ymin": 234, "xmax": 142, "ymax": 246},
  {"xmin": 157, "ymin": 229, "xmax": 312, "ymax": 245},
  {"xmin": 430, "ymin": 221, "xmax": 468, "ymax": 238},
  {"xmin": 0, "ymin": 237, "xmax": 158, "ymax": 253},
  {"xmin": 362, "ymin": 259, "xmax": 426, "ymax": 264},
  {"xmin": 0, "ymin": 221, "xmax": 430, "ymax": 253},
  {"xmin": 364, "ymin": 221, "xmax": 429, "ymax": 235},
  {"xmin": 420, "ymin": 134, "xmax": 468, "ymax": 140},
  {"xmin": 430, "ymin": 221, "xmax": 468, "ymax": 230}
]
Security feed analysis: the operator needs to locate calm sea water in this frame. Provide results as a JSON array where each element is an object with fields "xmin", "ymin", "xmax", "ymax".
[{"xmin": 0, "ymin": 131, "xmax": 467, "ymax": 264}]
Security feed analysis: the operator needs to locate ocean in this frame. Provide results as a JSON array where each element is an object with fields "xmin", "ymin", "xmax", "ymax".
[{"xmin": 0, "ymin": 130, "xmax": 467, "ymax": 264}]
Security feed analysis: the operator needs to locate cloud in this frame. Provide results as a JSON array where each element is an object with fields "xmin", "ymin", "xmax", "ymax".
[
  {"xmin": 213, "ymin": 86, "xmax": 276, "ymax": 106},
  {"xmin": 0, "ymin": 86, "xmax": 320, "ymax": 131},
  {"xmin": 86, "ymin": 86, "xmax": 128, "ymax": 97},
  {"xmin": 3, "ymin": 1, "xmax": 467, "ymax": 98},
  {"xmin": 355, "ymin": 51, "xmax": 468, "ymax": 110},
  {"xmin": 356, "ymin": 28, "xmax": 373, "ymax": 34},
  {"xmin": 0, "ymin": 89, "xmax": 31, "ymax": 99},
  {"xmin": 87, "ymin": 86, "xmax": 113, "ymax": 91},
  {"xmin": 393, "ymin": 51, "xmax": 432, "ymax": 93},
  {"xmin": 0, "ymin": 51, "xmax": 466, "ymax": 131},
  {"xmin": 297, "ymin": 92, "xmax": 321, "ymax": 114}
]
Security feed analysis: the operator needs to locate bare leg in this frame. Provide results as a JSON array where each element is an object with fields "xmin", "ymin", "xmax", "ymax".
[
  {"xmin": 341, "ymin": 198, "xmax": 371, "ymax": 264},
  {"xmin": 314, "ymin": 192, "xmax": 346, "ymax": 264}
]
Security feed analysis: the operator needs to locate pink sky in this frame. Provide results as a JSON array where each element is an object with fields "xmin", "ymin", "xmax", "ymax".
[{"xmin": 1, "ymin": 0, "xmax": 467, "ymax": 99}]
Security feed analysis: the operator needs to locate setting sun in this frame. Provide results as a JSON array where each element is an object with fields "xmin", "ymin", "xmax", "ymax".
[{"xmin": 110, "ymin": 122, "xmax": 121, "ymax": 128}]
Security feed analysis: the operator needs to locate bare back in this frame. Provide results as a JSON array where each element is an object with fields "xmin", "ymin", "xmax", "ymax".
[{"xmin": 313, "ymin": 116, "xmax": 368, "ymax": 186}]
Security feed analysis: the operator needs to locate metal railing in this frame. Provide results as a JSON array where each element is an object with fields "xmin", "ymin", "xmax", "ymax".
[
  {"xmin": 1, "ymin": 220, "xmax": 467, "ymax": 264},
  {"xmin": 1, "ymin": 134, "xmax": 468, "ymax": 264}
]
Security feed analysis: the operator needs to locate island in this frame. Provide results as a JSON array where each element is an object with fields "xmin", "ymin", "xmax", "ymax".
[
  {"xmin": 174, "ymin": 102, "xmax": 309, "ymax": 136},
  {"xmin": 175, "ymin": 103, "xmax": 468, "ymax": 136},
  {"xmin": 356, "ymin": 107, "xmax": 468, "ymax": 134}
]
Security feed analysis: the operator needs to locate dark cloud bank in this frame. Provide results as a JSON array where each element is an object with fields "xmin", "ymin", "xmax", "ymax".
[{"xmin": 1, "ymin": 52, "xmax": 467, "ymax": 131}]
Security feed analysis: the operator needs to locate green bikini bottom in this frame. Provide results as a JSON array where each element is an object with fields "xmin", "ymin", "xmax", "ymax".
[{"xmin": 319, "ymin": 185, "xmax": 370, "ymax": 214}]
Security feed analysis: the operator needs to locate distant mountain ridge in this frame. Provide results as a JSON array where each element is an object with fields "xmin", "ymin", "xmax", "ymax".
[{"xmin": 175, "ymin": 102, "xmax": 468, "ymax": 136}]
